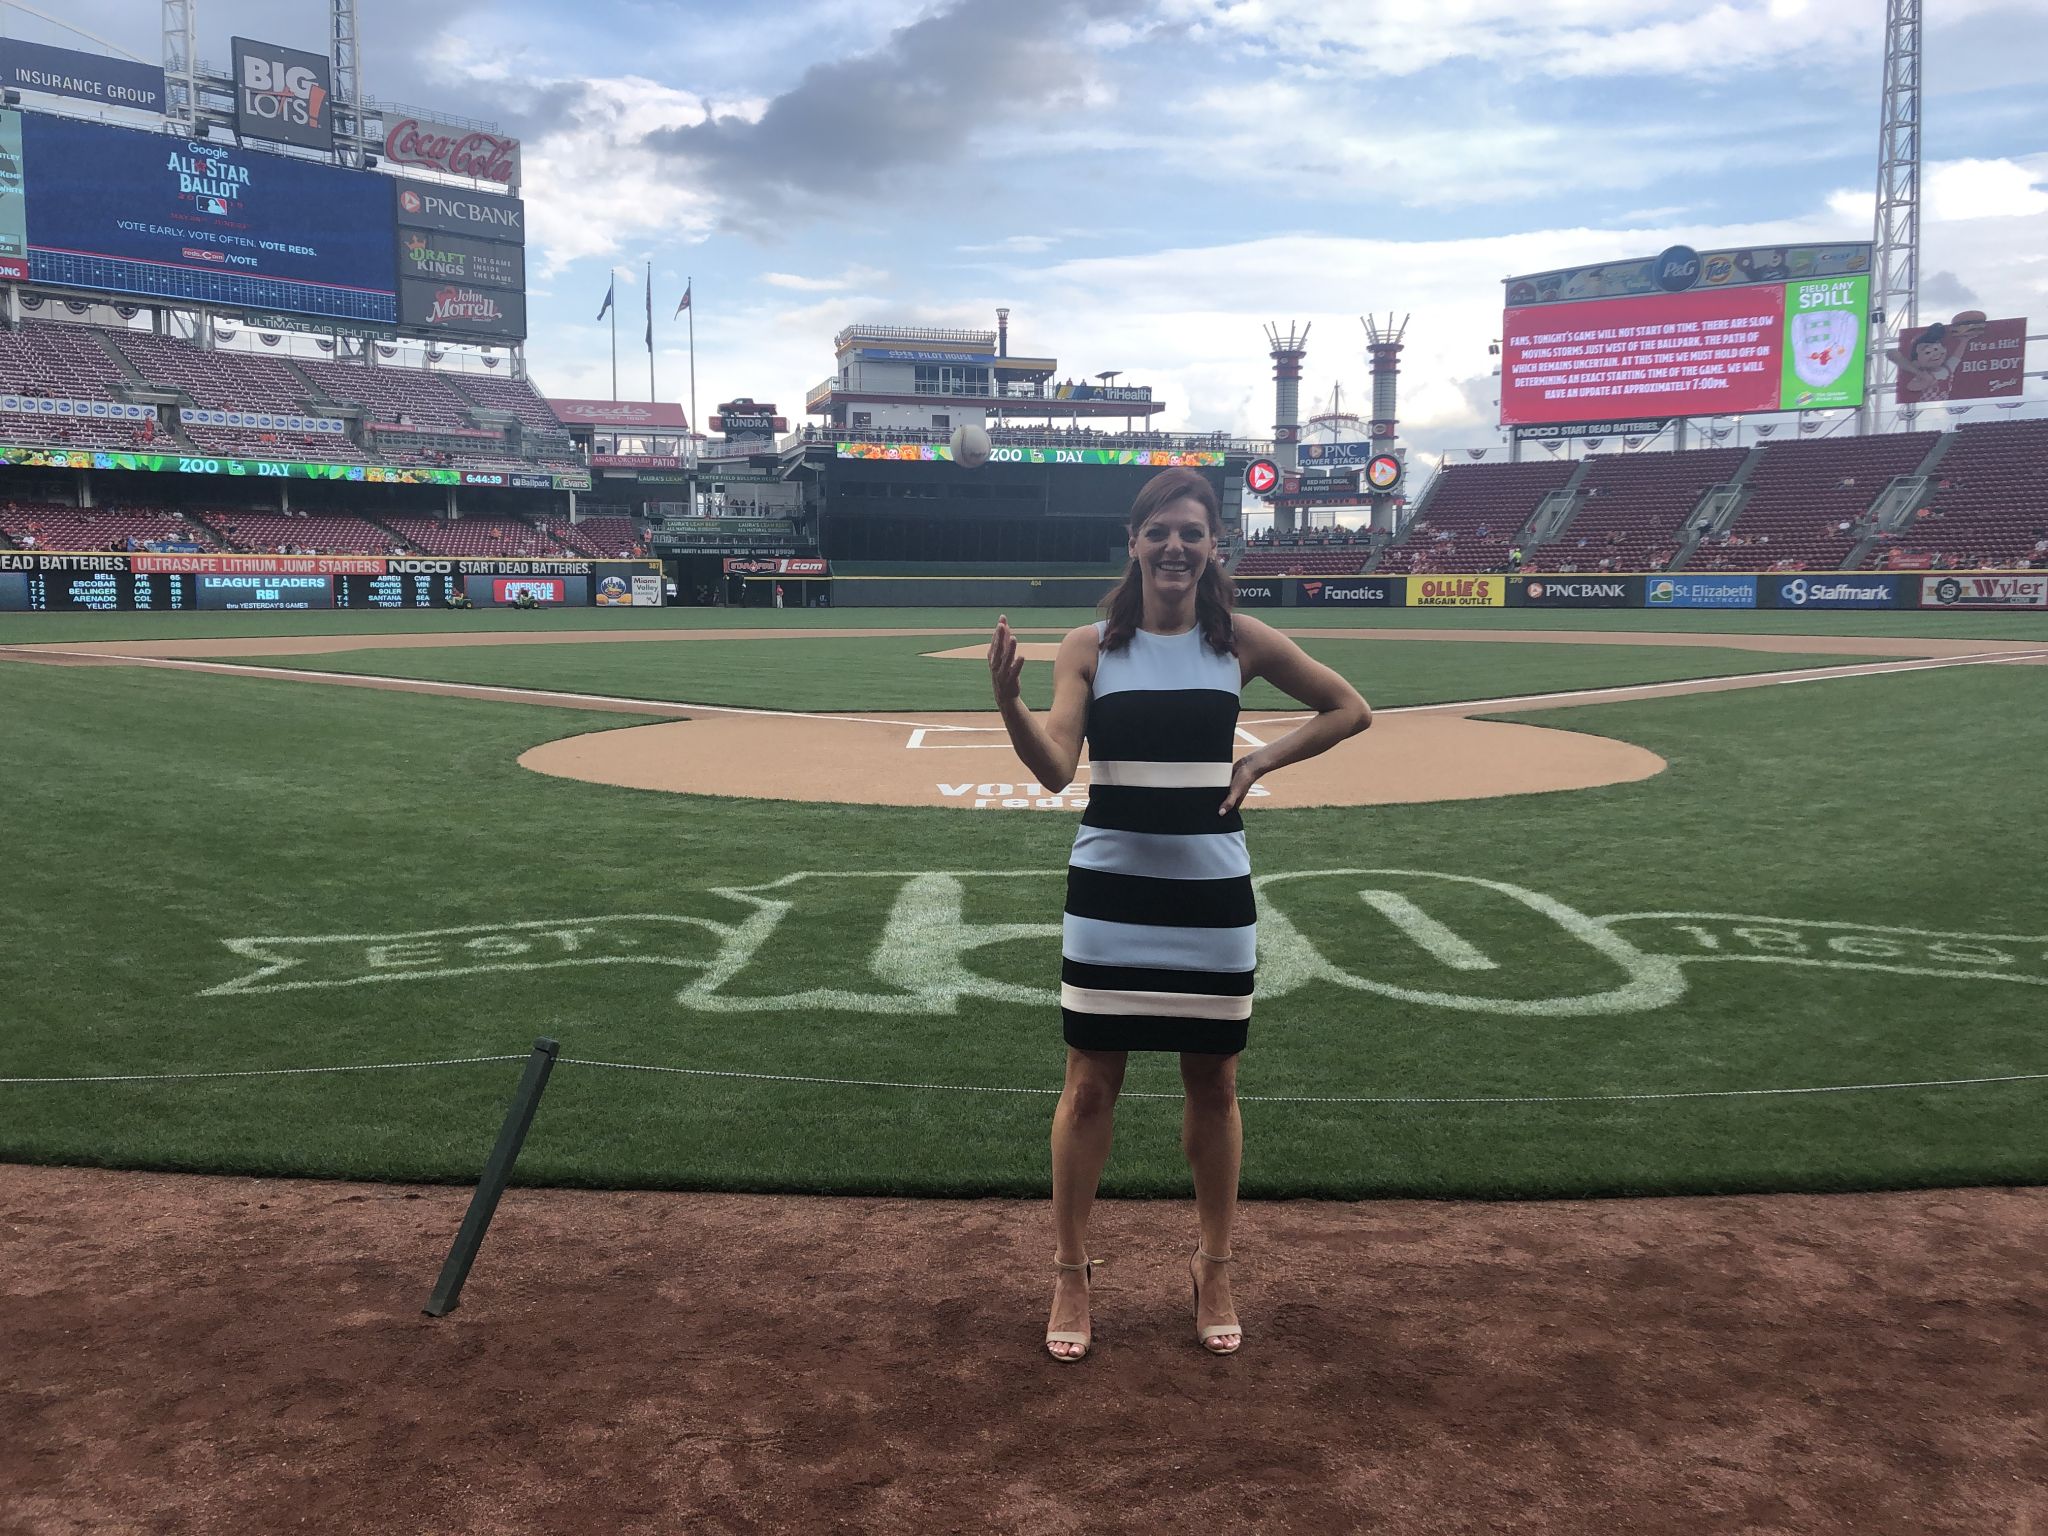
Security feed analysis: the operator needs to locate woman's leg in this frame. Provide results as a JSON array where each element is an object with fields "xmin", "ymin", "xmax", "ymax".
[
  {"xmin": 1047, "ymin": 1047, "xmax": 1126, "ymax": 1357},
  {"xmin": 1180, "ymin": 1051, "xmax": 1242, "ymax": 1347}
]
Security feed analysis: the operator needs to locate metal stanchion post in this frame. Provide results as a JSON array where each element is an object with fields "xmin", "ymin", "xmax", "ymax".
[{"xmin": 422, "ymin": 1037, "xmax": 559, "ymax": 1317}]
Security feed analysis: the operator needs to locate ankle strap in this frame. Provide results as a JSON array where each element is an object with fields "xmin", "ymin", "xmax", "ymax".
[
  {"xmin": 1196, "ymin": 1249, "xmax": 1233, "ymax": 1264},
  {"xmin": 1053, "ymin": 1255, "xmax": 1099, "ymax": 1271}
]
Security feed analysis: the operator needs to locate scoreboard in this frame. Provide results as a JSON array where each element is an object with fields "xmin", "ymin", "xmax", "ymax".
[{"xmin": 0, "ymin": 553, "xmax": 660, "ymax": 610}]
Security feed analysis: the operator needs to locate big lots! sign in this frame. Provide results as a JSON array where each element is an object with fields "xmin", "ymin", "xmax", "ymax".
[{"xmin": 383, "ymin": 117, "xmax": 520, "ymax": 185}]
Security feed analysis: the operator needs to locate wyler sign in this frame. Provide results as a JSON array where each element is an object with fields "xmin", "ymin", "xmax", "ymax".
[
  {"xmin": 392, "ymin": 179, "xmax": 526, "ymax": 245},
  {"xmin": 230, "ymin": 37, "xmax": 333, "ymax": 152},
  {"xmin": 1409, "ymin": 575, "xmax": 1506, "ymax": 608},
  {"xmin": 1920, "ymin": 573, "xmax": 2048, "ymax": 610},
  {"xmin": 382, "ymin": 118, "xmax": 520, "ymax": 185}
]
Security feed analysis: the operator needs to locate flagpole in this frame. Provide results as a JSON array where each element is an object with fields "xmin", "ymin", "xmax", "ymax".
[
  {"xmin": 646, "ymin": 259, "xmax": 656, "ymax": 404},
  {"xmin": 687, "ymin": 276, "xmax": 697, "ymax": 464},
  {"xmin": 609, "ymin": 294, "xmax": 617, "ymax": 402}
]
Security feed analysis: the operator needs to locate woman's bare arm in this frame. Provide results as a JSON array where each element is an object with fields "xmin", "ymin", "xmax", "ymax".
[
  {"xmin": 988, "ymin": 617, "xmax": 1096, "ymax": 792},
  {"xmin": 1220, "ymin": 615, "xmax": 1370, "ymax": 814}
]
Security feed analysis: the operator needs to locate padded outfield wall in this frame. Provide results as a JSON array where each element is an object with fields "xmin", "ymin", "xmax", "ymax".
[{"xmin": 1229, "ymin": 571, "xmax": 2048, "ymax": 612}]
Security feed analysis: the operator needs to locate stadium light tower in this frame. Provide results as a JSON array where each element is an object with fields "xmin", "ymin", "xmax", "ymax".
[
  {"xmin": 330, "ymin": 0, "xmax": 366, "ymax": 168},
  {"xmin": 160, "ymin": 0, "xmax": 196, "ymax": 133},
  {"xmin": 1265, "ymin": 322, "xmax": 1309, "ymax": 536},
  {"xmin": 1868, "ymin": 0, "xmax": 1921, "ymax": 434},
  {"xmin": 1362, "ymin": 314, "xmax": 1408, "ymax": 534}
]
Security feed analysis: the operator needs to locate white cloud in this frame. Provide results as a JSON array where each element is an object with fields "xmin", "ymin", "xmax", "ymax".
[
  {"xmin": 761, "ymin": 267, "xmax": 891, "ymax": 292},
  {"xmin": 1926, "ymin": 156, "xmax": 2048, "ymax": 220}
]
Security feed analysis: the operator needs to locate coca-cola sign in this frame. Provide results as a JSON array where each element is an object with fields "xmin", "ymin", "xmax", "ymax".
[
  {"xmin": 383, "ymin": 117, "xmax": 521, "ymax": 186},
  {"xmin": 399, "ymin": 277, "xmax": 526, "ymax": 340}
]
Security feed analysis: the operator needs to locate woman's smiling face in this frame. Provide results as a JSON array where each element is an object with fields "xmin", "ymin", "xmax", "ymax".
[{"xmin": 1130, "ymin": 496, "xmax": 1216, "ymax": 599}]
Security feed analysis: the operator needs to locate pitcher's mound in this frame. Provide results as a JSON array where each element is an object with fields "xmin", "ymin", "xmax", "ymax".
[{"xmin": 518, "ymin": 709, "xmax": 1665, "ymax": 809}]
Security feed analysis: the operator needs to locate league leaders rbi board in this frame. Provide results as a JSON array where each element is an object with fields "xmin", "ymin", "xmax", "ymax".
[
  {"xmin": 0, "ymin": 108, "xmax": 528, "ymax": 338},
  {"xmin": 1498, "ymin": 243, "xmax": 1873, "ymax": 433},
  {"xmin": 0, "ymin": 555, "xmax": 664, "ymax": 611}
]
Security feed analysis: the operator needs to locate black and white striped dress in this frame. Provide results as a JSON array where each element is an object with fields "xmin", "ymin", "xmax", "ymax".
[{"xmin": 1060, "ymin": 620, "xmax": 1255, "ymax": 1056}]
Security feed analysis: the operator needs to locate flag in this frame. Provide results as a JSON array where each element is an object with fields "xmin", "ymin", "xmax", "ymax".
[
  {"xmin": 674, "ymin": 284, "xmax": 692, "ymax": 317},
  {"xmin": 596, "ymin": 277, "xmax": 615, "ymax": 321}
]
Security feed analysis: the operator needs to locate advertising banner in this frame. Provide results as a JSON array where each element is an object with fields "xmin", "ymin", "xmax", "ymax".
[
  {"xmin": 1409, "ymin": 574, "xmax": 1506, "ymax": 608},
  {"xmin": 392, "ymin": 179, "xmax": 525, "ymax": 244},
  {"xmin": 1767, "ymin": 574, "xmax": 1904, "ymax": 610},
  {"xmin": 1295, "ymin": 577, "xmax": 1403, "ymax": 607},
  {"xmin": 1500, "ymin": 274, "xmax": 1868, "ymax": 426},
  {"xmin": 21, "ymin": 115, "xmax": 397, "ymax": 324},
  {"xmin": 855, "ymin": 348, "xmax": 987, "ymax": 364},
  {"xmin": 399, "ymin": 277, "xmax": 526, "ymax": 340},
  {"xmin": 0, "ymin": 444, "xmax": 457, "ymax": 483},
  {"xmin": 180, "ymin": 407, "xmax": 345, "ymax": 435},
  {"xmin": 722, "ymin": 558, "xmax": 830, "ymax": 576},
  {"xmin": 1510, "ymin": 576, "xmax": 1639, "ymax": 608},
  {"xmin": 1295, "ymin": 442, "xmax": 1379, "ymax": 466},
  {"xmin": 381, "ymin": 117, "xmax": 520, "ymax": 185},
  {"xmin": 1893, "ymin": 315, "xmax": 2029, "ymax": 406},
  {"xmin": 1505, "ymin": 243, "xmax": 1872, "ymax": 307},
  {"xmin": 1052, "ymin": 382, "xmax": 1153, "ymax": 403},
  {"xmin": 0, "ymin": 109, "xmax": 24, "ymax": 282},
  {"xmin": 1919, "ymin": 573, "xmax": 2048, "ymax": 610},
  {"xmin": 1511, "ymin": 418, "xmax": 1670, "ymax": 443},
  {"xmin": 1644, "ymin": 574, "xmax": 1757, "ymax": 609},
  {"xmin": 132, "ymin": 552, "xmax": 383, "ymax": 575},
  {"xmin": 1230, "ymin": 578, "xmax": 1282, "ymax": 606},
  {"xmin": 2, "ymin": 396, "xmax": 154, "ymax": 423},
  {"xmin": 397, "ymin": 228, "xmax": 524, "ymax": 292},
  {"xmin": 0, "ymin": 39, "xmax": 166, "ymax": 114},
  {"xmin": 836, "ymin": 441, "xmax": 1224, "ymax": 468},
  {"xmin": 230, "ymin": 37, "xmax": 335, "ymax": 152}
]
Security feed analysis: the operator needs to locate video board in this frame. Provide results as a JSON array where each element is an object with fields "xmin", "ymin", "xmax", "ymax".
[
  {"xmin": 20, "ymin": 114, "xmax": 397, "ymax": 324},
  {"xmin": 1500, "ymin": 243, "xmax": 1871, "ymax": 430}
]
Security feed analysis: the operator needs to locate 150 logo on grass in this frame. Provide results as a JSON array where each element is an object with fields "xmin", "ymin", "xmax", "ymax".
[{"xmin": 203, "ymin": 870, "xmax": 2048, "ymax": 1017}]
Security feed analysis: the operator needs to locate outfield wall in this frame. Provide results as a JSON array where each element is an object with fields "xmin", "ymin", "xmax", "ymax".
[
  {"xmin": 1231, "ymin": 571, "xmax": 2048, "ymax": 613},
  {"xmin": 0, "ymin": 552, "xmax": 665, "ymax": 611}
]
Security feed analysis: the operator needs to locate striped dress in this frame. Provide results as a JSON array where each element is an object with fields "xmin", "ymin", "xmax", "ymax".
[{"xmin": 1060, "ymin": 620, "xmax": 1255, "ymax": 1056}]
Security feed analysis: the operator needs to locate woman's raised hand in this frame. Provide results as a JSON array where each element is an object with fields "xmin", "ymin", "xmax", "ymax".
[{"xmin": 988, "ymin": 614, "xmax": 1025, "ymax": 707}]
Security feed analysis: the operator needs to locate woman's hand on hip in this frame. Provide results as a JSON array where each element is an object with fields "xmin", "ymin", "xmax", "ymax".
[
  {"xmin": 988, "ymin": 615, "xmax": 1025, "ymax": 707},
  {"xmin": 1220, "ymin": 749, "xmax": 1268, "ymax": 814}
]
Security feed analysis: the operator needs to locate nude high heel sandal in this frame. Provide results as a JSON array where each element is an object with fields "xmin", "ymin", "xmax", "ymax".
[
  {"xmin": 1190, "ymin": 1248, "xmax": 1241, "ymax": 1355},
  {"xmin": 1046, "ymin": 1256, "xmax": 1101, "ymax": 1362}
]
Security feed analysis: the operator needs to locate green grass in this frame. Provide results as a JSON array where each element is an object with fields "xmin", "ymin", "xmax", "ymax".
[
  {"xmin": 6, "ymin": 602, "xmax": 2048, "ymax": 645},
  {"xmin": 213, "ymin": 633, "xmax": 1882, "ymax": 712},
  {"xmin": 2, "ymin": 650, "xmax": 2043, "ymax": 1199}
]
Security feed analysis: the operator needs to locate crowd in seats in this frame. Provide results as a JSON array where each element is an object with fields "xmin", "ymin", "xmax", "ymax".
[
  {"xmin": 198, "ymin": 510, "xmax": 403, "ymax": 556},
  {"xmin": 298, "ymin": 360, "xmax": 477, "ymax": 432},
  {"xmin": 1688, "ymin": 433, "xmax": 1938, "ymax": 572},
  {"xmin": 379, "ymin": 514, "xmax": 575, "ymax": 558},
  {"xmin": 1376, "ymin": 459, "xmax": 1574, "ymax": 574},
  {"xmin": 0, "ymin": 501, "xmax": 218, "ymax": 552},
  {"xmin": 1524, "ymin": 447, "xmax": 1746, "ymax": 573},
  {"xmin": 1873, "ymin": 420, "xmax": 2048, "ymax": 570}
]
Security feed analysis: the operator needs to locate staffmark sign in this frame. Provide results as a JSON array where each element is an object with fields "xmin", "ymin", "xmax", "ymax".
[
  {"xmin": 231, "ymin": 37, "xmax": 333, "ymax": 152},
  {"xmin": 1773, "ymin": 575, "xmax": 1901, "ymax": 610},
  {"xmin": 1921, "ymin": 574, "xmax": 2047, "ymax": 610}
]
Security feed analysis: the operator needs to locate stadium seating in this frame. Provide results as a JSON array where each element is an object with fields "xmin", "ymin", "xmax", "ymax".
[
  {"xmin": 196, "ymin": 511, "xmax": 404, "ymax": 556},
  {"xmin": 379, "ymin": 514, "xmax": 575, "ymax": 557},
  {"xmin": 1687, "ymin": 432, "xmax": 1938, "ymax": 572},
  {"xmin": 297, "ymin": 359, "xmax": 478, "ymax": 432},
  {"xmin": 447, "ymin": 373, "xmax": 565, "ymax": 433},
  {"xmin": 1377, "ymin": 459, "xmax": 1574, "ymax": 573},
  {"xmin": 548, "ymin": 516, "xmax": 651, "ymax": 558},
  {"xmin": 1526, "ymin": 447, "xmax": 1747, "ymax": 573},
  {"xmin": 106, "ymin": 329, "xmax": 367, "ymax": 463},
  {"xmin": 1874, "ymin": 419, "xmax": 2048, "ymax": 570},
  {"xmin": 1232, "ymin": 546, "xmax": 1369, "ymax": 576},
  {"xmin": 0, "ymin": 502, "xmax": 219, "ymax": 551},
  {"xmin": 0, "ymin": 322, "xmax": 152, "ymax": 449}
]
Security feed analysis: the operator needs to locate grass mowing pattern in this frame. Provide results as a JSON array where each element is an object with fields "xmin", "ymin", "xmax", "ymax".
[
  {"xmin": 214, "ymin": 634, "xmax": 1880, "ymax": 713},
  {"xmin": 2, "ymin": 654, "xmax": 2043, "ymax": 1198}
]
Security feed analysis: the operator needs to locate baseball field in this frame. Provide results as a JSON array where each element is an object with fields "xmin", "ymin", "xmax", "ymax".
[{"xmin": 6, "ymin": 602, "xmax": 2048, "ymax": 1533}]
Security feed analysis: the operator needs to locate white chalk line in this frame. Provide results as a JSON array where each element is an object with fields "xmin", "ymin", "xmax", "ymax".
[
  {"xmin": 31, "ymin": 645, "xmax": 2038, "ymax": 745},
  {"xmin": 6, "ymin": 1051, "xmax": 2045, "ymax": 1107}
]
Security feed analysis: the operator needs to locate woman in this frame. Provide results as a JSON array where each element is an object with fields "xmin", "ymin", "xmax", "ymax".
[{"xmin": 987, "ymin": 467, "xmax": 1371, "ymax": 1362}]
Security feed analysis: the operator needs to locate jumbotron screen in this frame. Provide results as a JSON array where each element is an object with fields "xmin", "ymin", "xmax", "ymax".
[{"xmin": 1500, "ymin": 243, "xmax": 1872, "ymax": 429}]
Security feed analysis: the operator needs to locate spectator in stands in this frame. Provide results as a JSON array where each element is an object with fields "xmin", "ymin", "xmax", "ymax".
[{"xmin": 1509, "ymin": 545, "xmax": 1525, "ymax": 570}]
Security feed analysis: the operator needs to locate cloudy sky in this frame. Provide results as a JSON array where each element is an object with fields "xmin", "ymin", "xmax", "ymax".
[{"xmin": 34, "ymin": 0, "xmax": 2048, "ymax": 465}]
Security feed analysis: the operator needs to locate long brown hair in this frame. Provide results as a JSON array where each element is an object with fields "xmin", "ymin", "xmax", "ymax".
[{"xmin": 1099, "ymin": 467, "xmax": 1236, "ymax": 654}]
